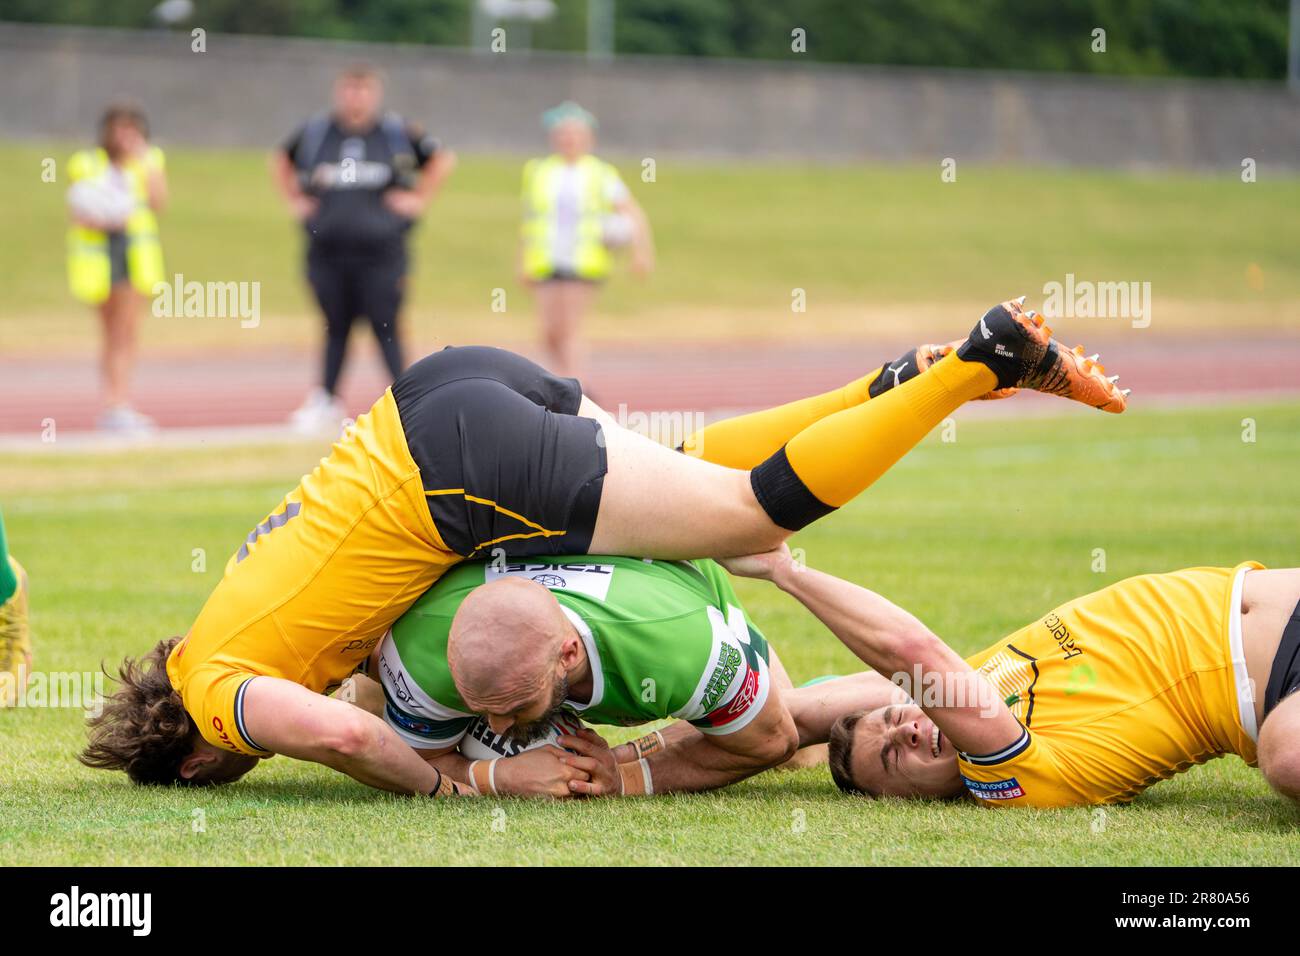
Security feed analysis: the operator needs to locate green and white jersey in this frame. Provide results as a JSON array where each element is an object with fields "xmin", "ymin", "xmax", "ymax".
[{"xmin": 375, "ymin": 555, "xmax": 771, "ymax": 750}]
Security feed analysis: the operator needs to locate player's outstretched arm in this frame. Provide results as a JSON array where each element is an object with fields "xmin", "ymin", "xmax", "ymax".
[
  {"xmin": 782, "ymin": 672, "xmax": 901, "ymax": 746},
  {"xmin": 720, "ymin": 546, "xmax": 1023, "ymax": 760},
  {"xmin": 241, "ymin": 676, "xmax": 453, "ymax": 796},
  {"xmin": 610, "ymin": 670, "xmax": 899, "ymax": 765}
]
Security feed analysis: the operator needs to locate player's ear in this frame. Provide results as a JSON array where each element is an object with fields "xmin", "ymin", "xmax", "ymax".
[
  {"xmin": 558, "ymin": 634, "xmax": 583, "ymax": 671},
  {"xmin": 177, "ymin": 747, "xmax": 216, "ymax": 781}
]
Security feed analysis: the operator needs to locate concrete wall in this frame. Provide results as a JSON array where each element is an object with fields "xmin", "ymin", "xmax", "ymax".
[{"xmin": 2, "ymin": 21, "xmax": 1297, "ymax": 169}]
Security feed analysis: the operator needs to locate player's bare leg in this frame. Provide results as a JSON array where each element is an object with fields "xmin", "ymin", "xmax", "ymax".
[
  {"xmin": 582, "ymin": 355, "xmax": 997, "ymax": 558},
  {"xmin": 585, "ymin": 417, "xmax": 782, "ymax": 557},
  {"xmin": 585, "ymin": 297, "xmax": 1126, "ymax": 560},
  {"xmin": 535, "ymin": 279, "xmax": 595, "ymax": 380}
]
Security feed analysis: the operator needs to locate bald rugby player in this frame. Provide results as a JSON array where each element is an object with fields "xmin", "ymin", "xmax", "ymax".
[
  {"xmin": 368, "ymin": 554, "xmax": 807, "ymax": 797},
  {"xmin": 81, "ymin": 300, "xmax": 1126, "ymax": 797}
]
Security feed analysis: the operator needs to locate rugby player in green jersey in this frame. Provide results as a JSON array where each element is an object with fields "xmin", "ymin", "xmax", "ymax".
[{"xmin": 366, "ymin": 553, "xmax": 849, "ymax": 797}]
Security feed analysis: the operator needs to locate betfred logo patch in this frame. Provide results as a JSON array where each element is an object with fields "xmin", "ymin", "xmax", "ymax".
[{"xmin": 962, "ymin": 775, "xmax": 1025, "ymax": 800}]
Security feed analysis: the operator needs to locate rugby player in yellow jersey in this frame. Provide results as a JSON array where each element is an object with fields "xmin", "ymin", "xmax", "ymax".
[
  {"xmin": 80, "ymin": 298, "xmax": 1127, "ymax": 797},
  {"xmin": 710, "ymin": 546, "xmax": 1300, "ymax": 808}
]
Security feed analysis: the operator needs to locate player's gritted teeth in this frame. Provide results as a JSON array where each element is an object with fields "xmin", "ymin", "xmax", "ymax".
[{"xmin": 849, "ymin": 704, "xmax": 963, "ymax": 799}]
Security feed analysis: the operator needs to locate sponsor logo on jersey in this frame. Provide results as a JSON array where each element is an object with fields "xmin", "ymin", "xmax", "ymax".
[
  {"xmin": 727, "ymin": 667, "xmax": 760, "ymax": 713},
  {"xmin": 391, "ymin": 670, "xmax": 414, "ymax": 704},
  {"xmin": 699, "ymin": 643, "xmax": 743, "ymax": 715},
  {"xmin": 961, "ymin": 775, "xmax": 1025, "ymax": 800},
  {"xmin": 377, "ymin": 647, "xmax": 407, "ymax": 700},
  {"xmin": 211, "ymin": 715, "xmax": 239, "ymax": 753},
  {"xmin": 339, "ymin": 634, "xmax": 381, "ymax": 655},
  {"xmin": 310, "ymin": 155, "xmax": 394, "ymax": 190},
  {"xmin": 487, "ymin": 562, "xmax": 616, "ymax": 601},
  {"xmin": 1042, "ymin": 612, "xmax": 1084, "ymax": 659},
  {"xmin": 386, "ymin": 705, "xmax": 435, "ymax": 736}
]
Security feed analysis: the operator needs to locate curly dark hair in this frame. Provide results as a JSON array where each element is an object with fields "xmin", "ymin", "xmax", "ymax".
[{"xmin": 80, "ymin": 637, "xmax": 199, "ymax": 786}]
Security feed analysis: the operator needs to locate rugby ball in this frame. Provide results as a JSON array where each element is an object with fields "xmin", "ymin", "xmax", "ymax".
[
  {"xmin": 458, "ymin": 711, "xmax": 587, "ymax": 761},
  {"xmin": 67, "ymin": 177, "xmax": 135, "ymax": 229},
  {"xmin": 601, "ymin": 212, "xmax": 634, "ymax": 248}
]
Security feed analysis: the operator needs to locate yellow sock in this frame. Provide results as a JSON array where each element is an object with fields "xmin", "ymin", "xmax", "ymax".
[
  {"xmin": 778, "ymin": 353, "xmax": 995, "ymax": 509},
  {"xmin": 683, "ymin": 369, "xmax": 881, "ymax": 470}
]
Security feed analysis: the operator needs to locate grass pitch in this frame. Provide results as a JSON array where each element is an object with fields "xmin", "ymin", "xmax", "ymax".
[{"xmin": 3, "ymin": 400, "xmax": 1299, "ymax": 865}]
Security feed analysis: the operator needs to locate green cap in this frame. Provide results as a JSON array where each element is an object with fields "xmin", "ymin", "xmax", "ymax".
[{"xmin": 542, "ymin": 100, "xmax": 597, "ymax": 130}]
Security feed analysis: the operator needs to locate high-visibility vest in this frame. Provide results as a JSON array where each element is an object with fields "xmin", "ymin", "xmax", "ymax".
[
  {"xmin": 66, "ymin": 147, "xmax": 166, "ymax": 305},
  {"xmin": 520, "ymin": 154, "xmax": 621, "ymax": 281}
]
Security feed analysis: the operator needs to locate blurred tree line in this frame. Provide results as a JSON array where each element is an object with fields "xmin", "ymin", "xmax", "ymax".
[{"xmin": 0, "ymin": 0, "xmax": 1289, "ymax": 80}]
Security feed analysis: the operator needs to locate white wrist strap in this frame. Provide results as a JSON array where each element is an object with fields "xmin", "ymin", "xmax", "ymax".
[{"xmin": 468, "ymin": 758, "xmax": 500, "ymax": 796}]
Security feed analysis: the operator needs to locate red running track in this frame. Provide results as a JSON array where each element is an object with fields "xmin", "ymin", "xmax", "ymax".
[{"xmin": 1, "ymin": 337, "xmax": 1298, "ymax": 437}]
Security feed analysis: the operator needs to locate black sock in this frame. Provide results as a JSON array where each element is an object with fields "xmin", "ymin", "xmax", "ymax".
[{"xmin": 750, "ymin": 446, "xmax": 835, "ymax": 532}]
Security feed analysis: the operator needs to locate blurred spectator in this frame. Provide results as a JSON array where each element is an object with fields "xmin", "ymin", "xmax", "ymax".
[
  {"xmin": 0, "ymin": 506, "xmax": 30, "ymax": 708},
  {"xmin": 519, "ymin": 101, "xmax": 654, "ymax": 380},
  {"xmin": 271, "ymin": 64, "xmax": 456, "ymax": 432},
  {"xmin": 65, "ymin": 102, "xmax": 167, "ymax": 433}
]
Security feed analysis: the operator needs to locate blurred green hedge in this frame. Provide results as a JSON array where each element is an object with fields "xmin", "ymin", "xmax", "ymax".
[{"xmin": 0, "ymin": 0, "xmax": 1289, "ymax": 80}]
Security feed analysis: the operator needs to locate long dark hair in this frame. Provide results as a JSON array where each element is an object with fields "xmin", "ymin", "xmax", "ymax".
[{"xmin": 80, "ymin": 636, "xmax": 199, "ymax": 785}]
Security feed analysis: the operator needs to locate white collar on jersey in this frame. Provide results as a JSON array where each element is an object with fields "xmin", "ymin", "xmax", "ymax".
[{"xmin": 558, "ymin": 604, "xmax": 604, "ymax": 712}]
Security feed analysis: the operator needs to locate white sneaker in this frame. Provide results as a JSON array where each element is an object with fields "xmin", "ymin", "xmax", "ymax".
[
  {"xmin": 289, "ymin": 388, "xmax": 346, "ymax": 434},
  {"xmin": 98, "ymin": 405, "xmax": 157, "ymax": 433}
]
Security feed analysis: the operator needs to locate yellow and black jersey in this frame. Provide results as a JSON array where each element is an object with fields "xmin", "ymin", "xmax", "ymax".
[
  {"xmin": 168, "ymin": 347, "xmax": 610, "ymax": 755},
  {"xmin": 168, "ymin": 390, "xmax": 458, "ymax": 755},
  {"xmin": 957, "ymin": 563, "xmax": 1261, "ymax": 807}
]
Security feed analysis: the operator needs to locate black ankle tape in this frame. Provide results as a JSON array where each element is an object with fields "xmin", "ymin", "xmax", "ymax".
[{"xmin": 750, "ymin": 446, "xmax": 836, "ymax": 532}]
